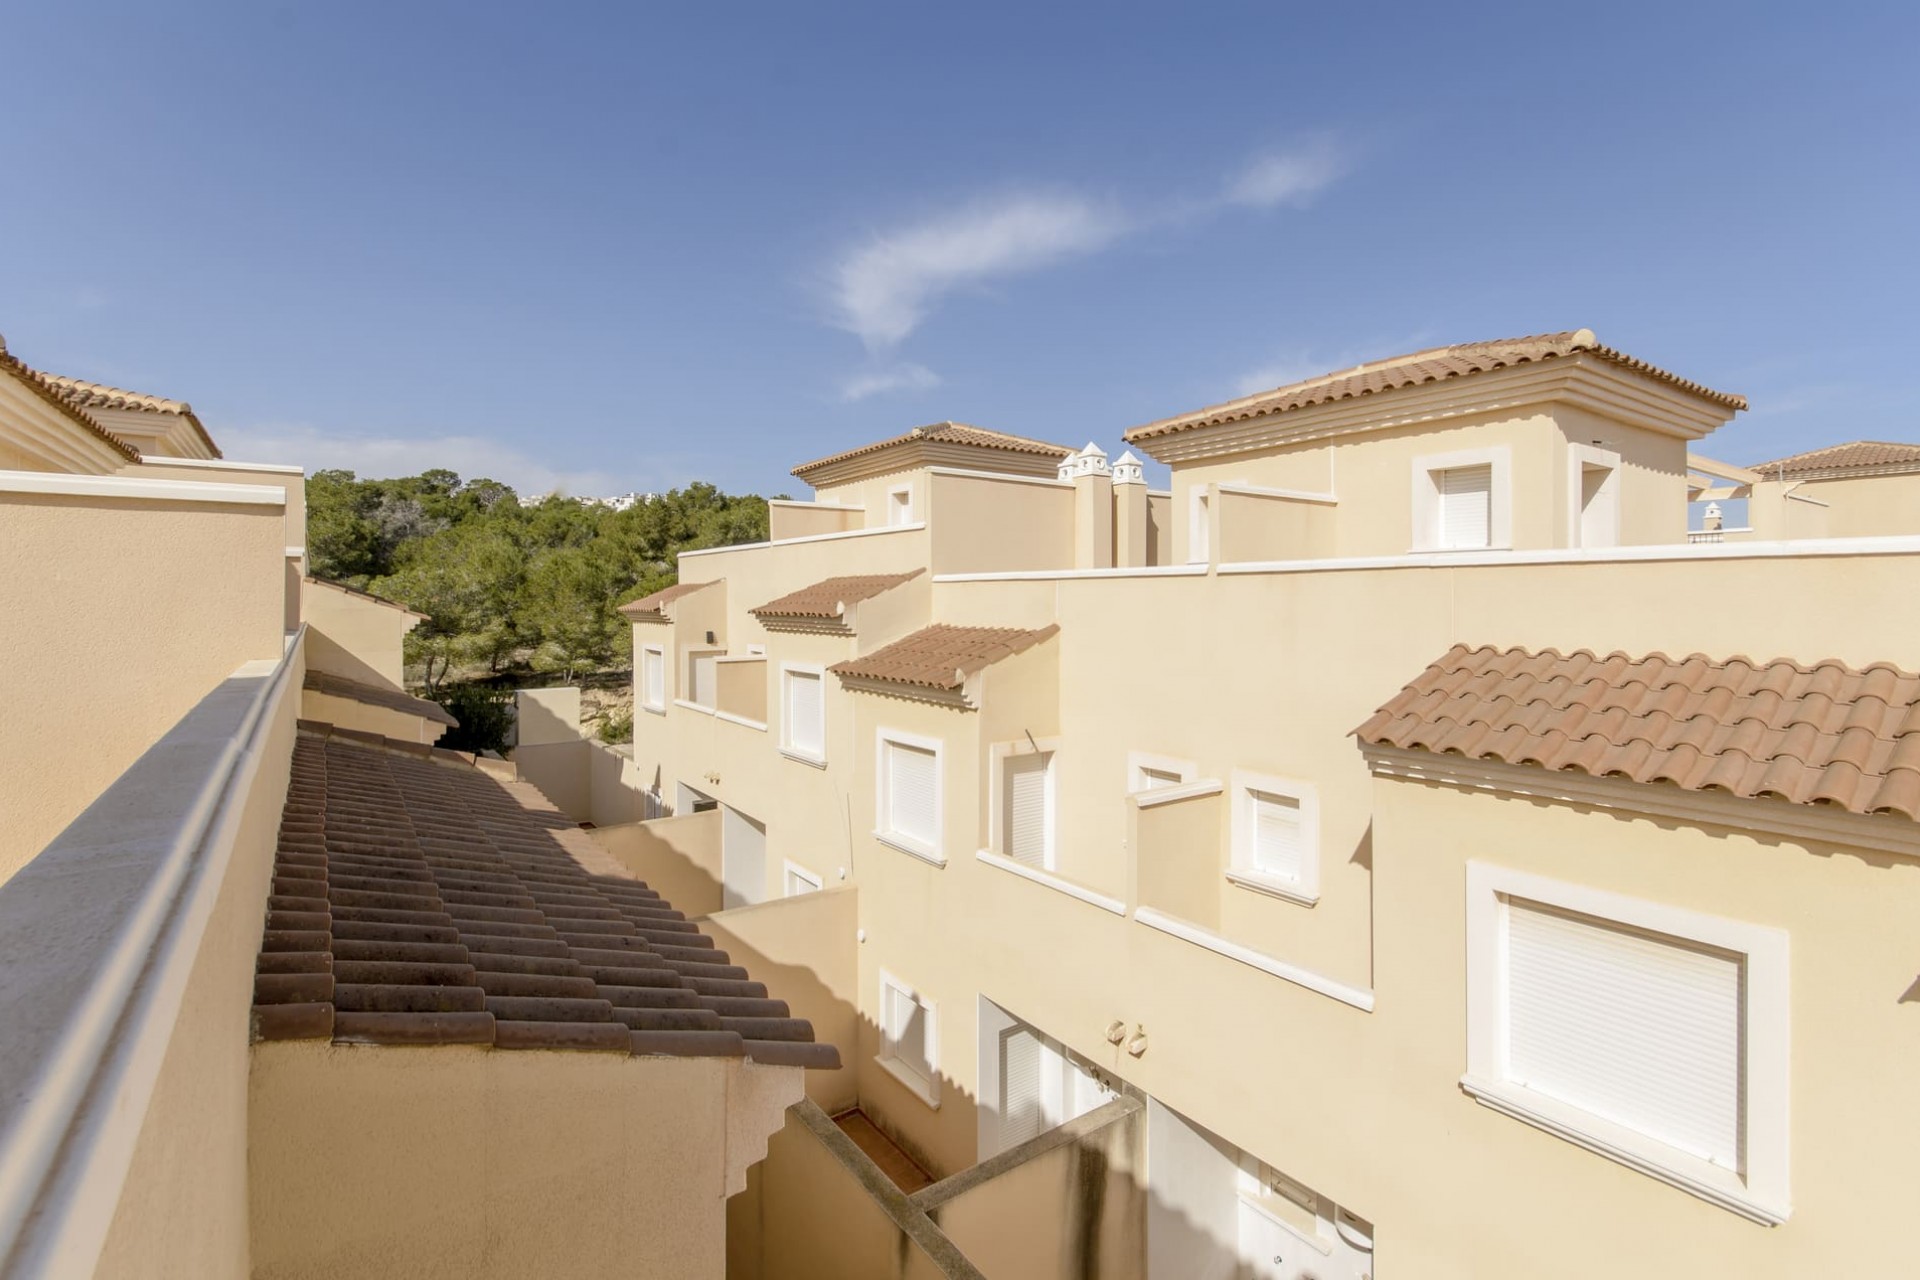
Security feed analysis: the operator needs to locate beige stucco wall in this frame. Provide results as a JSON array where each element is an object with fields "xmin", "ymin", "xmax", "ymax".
[
  {"xmin": 928, "ymin": 471, "xmax": 1074, "ymax": 575},
  {"xmin": 516, "ymin": 684, "xmax": 582, "ymax": 744},
  {"xmin": 1787, "ymin": 471, "xmax": 1920, "ymax": 537},
  {"xmin": 125, "ymin": 460, "xmax": 306, "ymax": 557},
  {"xmin": 299, "ymin": 688, "xmax": 441, "ymax": 743},
  {"xmin": 592, "ymin": 811, "xmax": 727, "ymax": 916},
  {"xmin": 91, "ymin": 638, "xmax": 302, "ymax": 1280},
  {"xmin": 0, "ymin": 489, "xmax": 286, "ymax": 882},
  {"xmin": 249, "ymin": 1042, "xmax": 735, "ymax": 1280},
  {"xmin": 770, "ymin": 500, "xmax": 864, "ymax": 541},
  {"xmin": 300, "ymin": 578, "xmax": 416, "ymax": 688}
]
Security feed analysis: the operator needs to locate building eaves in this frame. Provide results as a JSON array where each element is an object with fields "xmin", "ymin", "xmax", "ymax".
[
  {"xmin": 791, "ymin": 422, "xmax": 1074, "ymax": 480},
  {"xmin": 828, "ymin": 623, "xmax": 1059, "ymax": 693},
  {"xmin": 618, "ymin": 578, "xmax": 719, "ymax": 622},
  {"xmin": 303, "ymin": 669, "xmax": 458, "ymax": 728},
  {"xmin": 748, "ymin": 570, "xmax": 923, "ymax": 622},
  {"xmin": 1354, "ymin": 643, "xmax": 1920, "ymax": 821},
  {"xmin": 252, "ymin": 723, "xmax": 840, "ymax": 1068},
  {"xmin": 33, "ymin": 370, "xmax": 222, "ymax": 459},
  {"xmin": 1748, "ymin": 440, "xmax": 1920, "ymax": 480},
  {"xmin": 1125, "ymin": 330, "xmax": 1748, "ymax": 444},
  {"xmin": 0, "ymin": 335, "xmax": 141, "ymax": 463}
]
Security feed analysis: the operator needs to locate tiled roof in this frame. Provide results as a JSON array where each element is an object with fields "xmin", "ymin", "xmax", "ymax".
[
  {"xmin": 1355, "ymin": 644, "xmax": 1920, "ymax": 821},
  {"xmin": 33, "ymin": 371, "xmax": 221, "ymax": 458},
  {"xmin": 618, "ymin": 579, "xmax": 715, "ymax": 620},
  {"xmin": 749, "ymin": 571, "xmax": 922, "ymax": 621},
  {"xmin": 252, "ymin": 723, "xmax": 840, "ymax": 1067},
  {"xmin": 1749, "ymin": 440, "xmax": 1920, "ymax": 480},
  {"xmin": 828, "ymin": 623, "xmax": 1059, "ymax": 693},
  {"xmin": 1126, "ymin": 330, "xmax": 1748, "ymax": 443},
  {"xmin": 791, "ymin": 422, "xmax": 1074, "ymax": 479},
  {"xmin": 0, "ymin": 335, "xmax": 141, "ymax": 462},
  {"xmin": 303, "ymin": 669, "xmax": 458, "ymax": 728}
]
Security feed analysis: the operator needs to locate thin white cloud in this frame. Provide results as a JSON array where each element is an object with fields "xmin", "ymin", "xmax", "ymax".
[
  {"xmin": 215, "ymin": 423, "xmax": 622, "ymax": 498},
  {"xmin": 1225, "ymin": 138, "xmax": 1350, "ymax": 210},
  {"xmin": 839, "ymin": 361, "xmax": 943, "ymax": 402},
  {"xmin": 832, "ymin": 194, "xmax": 1126, "ymax": 349}
]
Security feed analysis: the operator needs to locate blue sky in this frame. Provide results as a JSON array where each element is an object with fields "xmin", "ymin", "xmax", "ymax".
[{"xmin": 2, "ymin": 2, "xmax": 1913, "ymax": 497}]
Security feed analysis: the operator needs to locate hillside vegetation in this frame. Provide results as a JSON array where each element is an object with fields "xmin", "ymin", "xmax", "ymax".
[{"xmin": 307, "ymin": 469, "xmax": 771, "ymax": 696}]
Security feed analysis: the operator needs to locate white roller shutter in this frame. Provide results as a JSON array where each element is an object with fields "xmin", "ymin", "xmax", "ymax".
[
  {"xmin": 689, "ymin": 652, "xmax": 718, "ymax": 706},
  {"xmin": 1004, "ymin": 751, "xmax": 1052, "ymax": 868},
  {"xmin": 999, "ymin": 1026, "xmax": 1048, "ymax": 1148},
  {"xmin": 1438, "ymin": 464, "xmax": 1492, "ymax": 548},
  {"xmin": 1250, "ymin": 790, "xmax": 1304, "ymax": 882},
  {"xmin": 1504, "ymin": 898, "xmax": 1743, "ymax": 1169},
  {"xmin": 885, "ymin": 741, "xmax": 938, "ymax": 847},
  {"xmin": 786, "ymin": 671, "xmax": 824, "ymax": 756}
]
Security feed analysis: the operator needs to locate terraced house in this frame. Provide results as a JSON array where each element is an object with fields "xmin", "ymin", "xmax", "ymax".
[{"xmin": 3, "ymin": 325, "xmax": 1920, "ymax": 1280}]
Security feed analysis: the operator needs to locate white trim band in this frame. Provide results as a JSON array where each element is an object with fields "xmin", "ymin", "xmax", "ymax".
[
  {"xmin": 0, "ymin": 470, "xmax": 286, "ymax": 506},
  {"xmin": 974, "ymin": 850, "xmax": 1125, "ymax": 915},
  {"xmin": 682, "ymin": 521, "xmax": 927, "ymax": 557},
  {"xmin": 1221, "ymin": 533, "xmax": 1920, "ymax": 576},
  {"xmin": 934, "ymin": 564, "xmax": 1209, "ymax": 584},
  {"xmin": 134, "ymin": 456, "xmax": 305, "ymax": 476}
]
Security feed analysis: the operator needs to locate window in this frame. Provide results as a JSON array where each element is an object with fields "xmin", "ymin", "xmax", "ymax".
[
  {"xmin": 781, "ymin": 666, "xmax": 825, "ymax": 762},
  {"xmin": 1567, "ymin": 443, "xmax": 1621, "ymax": 549},
  {"xmin": 1128, "ymin": 752, "xmax": 1196, "ymax": 794},
  {"xmin": 887, "ymin": 485, "xmax": 914, "ymax": 526},
  {"xmin": 1411, "ymin": 446, "xmax": 1510, "ymax": 552},
  {"xmin": 1436, "ymin": 464, "xmax": 1492, "ymax": 548},
  {"xmin": 1228, "ymin": 771, "xmax": 1320, "ymax": 905},
  {"xmin": 783, "ymin": 860, "xmax": 822, "ymax": 896},
  {"xmin": 1464, "ymin": 863, "xmax": 1790, "ymax": 1223},
  {"xmin": 1188, "ymin": 488, "xmax": 1211, "ymax": 563},
  {"xmin": 879, "ymin": 971, "xmax": 939, "ymax": 1106},
  {"xmin": 684, "ymin": 649, "xmax": 721, "ymax": 707},
  {"xmin": 1000, "ymin": 749, "xmax": 1054, "ymax": 869},
  {"xmin": 640, "ymin": 646, "xmax": 666, "ymax": 711},
  {"xmin": 642, "ymin": 787, "xmax": 665, "ymax": 821},
  {"xmin": 978, "ymin": 999, "xmax": 1118, "ymax": 1158},
  {"xmin": 876, "ymin": 731, "xmax": 942, "ymax": 863}
]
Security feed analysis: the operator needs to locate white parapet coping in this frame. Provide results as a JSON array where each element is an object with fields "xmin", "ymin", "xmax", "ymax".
[
  {"xmin": 973, "ymin": 849, "xmax": 1126, "ymax": 915},
  {"xmin": 132, "ymin": 456, "xmax": 306, "ymax": 477},
  {"xmin": 1132, "ymin": 906, "xmax": 1375, "ymax": 1012},
  {"xmin": 0, "ymin": 629, "xmax": 305, "ymax": 1277},
  {"xmin": 0, "ymin": 469, "xmax": 285, "ymax": 507},
  {"xmin": 680, "ymin": 521, "xmax": 928, "ymax": 558}
]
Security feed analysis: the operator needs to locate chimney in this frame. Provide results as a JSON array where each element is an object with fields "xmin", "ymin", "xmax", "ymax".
[
  {"xmin": 1060, "ymin": 443, "xmax": 1113, "ymax": 569},
  {"xmin": 1112, "ymin": 450, "xmax": 1148, "ymax": 567}
]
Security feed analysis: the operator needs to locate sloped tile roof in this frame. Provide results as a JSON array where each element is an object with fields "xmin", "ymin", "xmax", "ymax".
[
  {"xmin": 252, "ymin": 723, "xmax": 840, "ymax": 1067},
  {"xmin": 0, "ymin": 336, "xmax": 141, "ymax": 462},
  {"xmin": 303, "ymin": 669, "xmax": 457, "ymax": 728},
  {"xmin": 1355, "ymin": 644, "xmax": 1920, "ymax": 821},
  {"xmin": 749, "ymin": 570, "xmax": 922, "ymax": 621},
  {"xmin": 618, "ymin": 579, "xmax": 717, "ymax": 620},
  {"xmin": 1126, "ymin": 330, "xmax": 1747, "ymax": 443},
  {"xmin": 34, "ymin": 371, "xmax": 221, "ymax": 458},
  {"xmin": 1749, "ymin": 440, "xmax": 1920, "ymax": 480},
  {"xmin": 828, "ymin": 623, "xmax": 1058, "ymax": 693},
  {"xmin": 791, "ymin": 422, "xmax": 1074, "ymax": 480}
]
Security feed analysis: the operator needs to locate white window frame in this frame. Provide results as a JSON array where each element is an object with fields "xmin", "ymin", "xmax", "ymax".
[
  {"xmin": 778, "ymin": 662, "xmax": 828, "ymax": 766},
  {"xmin": 682, "ymin": 647, "xmax": 723, "ymax": 709},
  {"xmin": 878, "ymin": 969, "xmax": 940, "ymax": 1108},
  {"xmin": 1227, "ymin": 770, "xmax": 1320, "ymax": 906},
  {"xmin": 1463, "ymin": 862, "xmax": 1790, "ymax": 1224},
  {"xmin": 783, "ymin": 859, "xmax": 823, "ymax": 896},
  {"xmin": 989, "ymin": 738, "xmax": 1060, "ymax": 871},
  {"xmin": 886, "ymin": 484, "xmax": 915, "ymax": 526},
  {"xmin": 1411, "ymin": 445, "xmax": 1511, "ymax": 552},
  {"xmin": 1187, "ymin": 485, "xmax": 1212, "ymax": 564},
  {"xmin": 1566, "ymin": 442, "xmax": 1621, "ymax": 549},
  {"xmin": 639, "ymin": 644, "xmax": 667, "ymax": 713},
  {"xmin": 874, "ymin": 728, "xmax": 945, "ymax": 866},
  {"xmin": 1127, "ymin": 751, "xmax": 1197, "ymax": 794}
]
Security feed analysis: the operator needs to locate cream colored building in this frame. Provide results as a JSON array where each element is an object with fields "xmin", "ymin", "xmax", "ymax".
[{"xmin": 609, "ymin": 330, "xmax": 1920, "ymax": 1278}]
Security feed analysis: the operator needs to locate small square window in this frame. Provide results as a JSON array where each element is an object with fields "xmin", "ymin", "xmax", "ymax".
[
  {"xmin": 1228, "ymin": 771, "xmax": 1319, "ymax": 905},
  {"xmin": 877, "ymin": 732, "xmax": 942, "ymax": 863},
  {"xmin": 879, "ymin": 971, "xmax": 939, "ymax": 1106},
  {"xmin": 782, "ymin": 667, "xmax": 825, "ymax": 761},
  {"xmin": 1128, "ymin": 752, "xmax": 1197, "ymax": 794},
  {"xmin": 887, "ymin": 485, "xmax": 914, "ymax": 526}
]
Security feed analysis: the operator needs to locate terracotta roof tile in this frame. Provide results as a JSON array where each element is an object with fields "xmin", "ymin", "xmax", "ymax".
[
  {"xmin": 749, "ymin": 571, "xmax": 923, "ymax": 622},
  {"xmin": 33, "ymin": 370, "xmax": 221, "ymax": 458},
  {"xmin": 303, "ymin": 669, "xmax": 458, "ymax": 728},
  {"xmin": 1126, "ymin": 330, "xmax": 1747, "ymax": 444},
  {"xmin": 1748, "ymin": 440, "xmax": 1920, "ymax": 480},
  {"xmin": 618, "ymin": 579, "xmax": 718, "ymax": 621},
  {"xmin": 250, "ymin": 723, "xmax": 840, "ymax": 1068},
  {"xmin": 0, "ymin": 335, "xmax": 141, "ymax": 462},
  {"xmin": 1355, "ymin": 644, "xmax": 1920, "ymax": 821},
  {"xmin": 828, "ymin": 623, "xmax": 1058, "ymax": 693},
  {"xmin": 791, "ymin": 422, "xmax": 1073, "ymax": 480}
]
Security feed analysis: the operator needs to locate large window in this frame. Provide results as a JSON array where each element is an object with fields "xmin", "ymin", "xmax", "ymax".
[
  {"xmin": 1464, "ymin": 863, "xmax": 1790, "ymax": 1223},
  {"xmin": 781, "ymin": 665, "xmax": 826, "ymax": 763},
  {"xmin": 996, "ymin": 745, "xmax": 1055, "ymax": 869},
  {"xmin": 1411, "ymin": 446, "xmax": 1510, "ymax": 552},
  {"xmin": 879, "ymin": 970, "xmax": 939, "ymax": 1106},
  {"xmin": 1228, "ymin": 771, "xmax": 1320, "ymax": 905},
  {"xmin": 640, "ymin": 646, "xmax": 666, "ymax": 711},
  {"xmin": 876, "ymin": 730, "xmax": 942, "ymax": 863}
]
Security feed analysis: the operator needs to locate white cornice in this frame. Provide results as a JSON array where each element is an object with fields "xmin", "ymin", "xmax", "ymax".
[
  {"xmin": 0, "ymin": 470, "xmax": 285, "ymax": 506},
  {"xmin": 1361, "ymin": 743, "xmax": 1920, "ymax": 860},
  {"xmin": 1134, "ymin": 357, "xmax": 1734, "ymax": 465},
  {"xmin": 1219, "ymin": 532, "xmax": 1920, "ymax": 576},
  {"xmin": 135, "ymin": 456, "xmax": 304, "ymax": 476}
]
